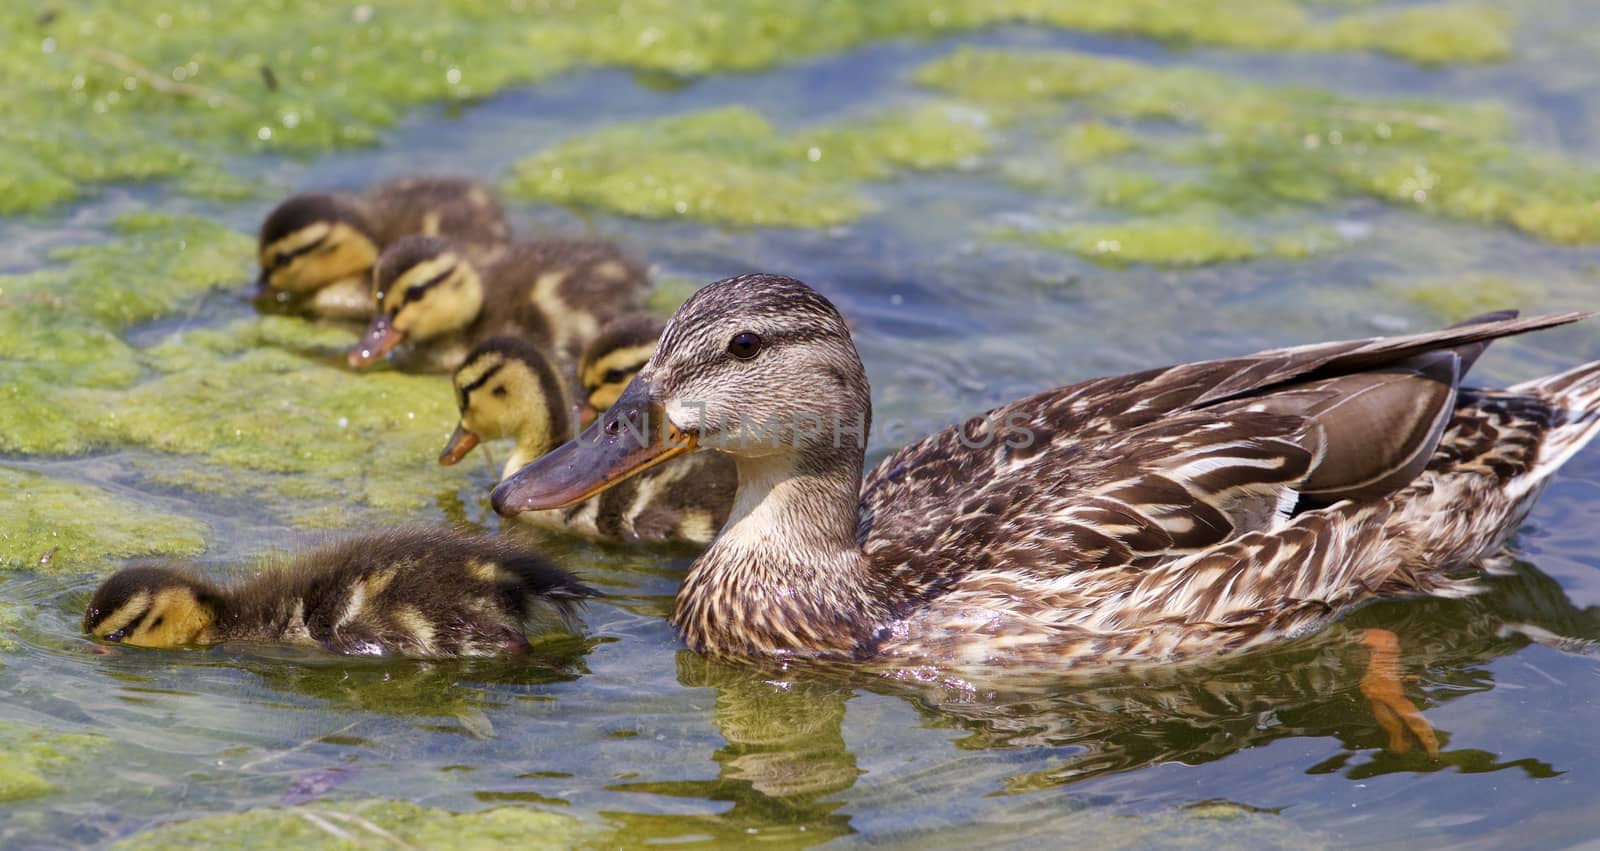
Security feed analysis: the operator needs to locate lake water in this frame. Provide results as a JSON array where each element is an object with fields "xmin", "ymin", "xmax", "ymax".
[{"xmin": 5, "ymin": 5, "xmax": 1600, "ymax": 848}]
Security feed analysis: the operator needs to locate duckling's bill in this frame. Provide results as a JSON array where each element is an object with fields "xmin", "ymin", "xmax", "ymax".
[
  {"xmin": 349, "ymin": 314, "xmax": 405, "ymax": 368},
  {"xmin": 439, "ymin": 423, "xmax": 481, "ymax": 465},
  {"xmin": 492, "ymin": 380, "xmax": 695, "ymax": 514}
]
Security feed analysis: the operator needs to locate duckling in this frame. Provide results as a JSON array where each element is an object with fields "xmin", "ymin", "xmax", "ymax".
[
  {"xmin": 256, "ymin": 176, "xmax": 510, "ymax": 320},
  {"xmin": 577, "ymin": 313, "xmax": 666, "ymax": 424},
  {"xmin": 440, "ymin": 336, "xmax": 734, "ymax": 544},
  {"xmin": 83, "ymin": 527, "xmax": 594, "ymax": 658},
  {"xmin": 348, "ymin": 234, "xmax": 649, "ymax": 372}
]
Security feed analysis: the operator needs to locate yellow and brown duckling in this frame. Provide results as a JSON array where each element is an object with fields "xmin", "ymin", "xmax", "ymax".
[
  {"xmin": 577, "ymin": 313, "xmax": 666, "ymax": 424},
  {"xmin": 441, "ymin": 336, "xmax": 734, "ymax": 544},
  {"xmin": 256, "ymin": 176, "xmax": 510, "ymax": 320},
  {"xmin": 83, "ymin": 527, "xmax": 594, "ymax": 658},
  {"xmin": 348, "ymin": 235, "xmax": 649, "ymax": 373}
]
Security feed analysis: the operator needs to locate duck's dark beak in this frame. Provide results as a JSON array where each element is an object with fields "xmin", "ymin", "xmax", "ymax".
[
  {"xmin": 348, "ymin": 314, "xmax": 403, "ymax": 368},
  {"xmin": 492, "ymin": 379, "xmax": 695, "ymax": 514},
  {"xmin": 438, "ymin": 424, "xmax": 480, "ymax": 466}
]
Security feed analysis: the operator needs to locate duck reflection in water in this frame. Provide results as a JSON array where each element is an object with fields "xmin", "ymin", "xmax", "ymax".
[{"xmin": 613, "ymin": 558, "xmax": 1590, "ymax": 826}]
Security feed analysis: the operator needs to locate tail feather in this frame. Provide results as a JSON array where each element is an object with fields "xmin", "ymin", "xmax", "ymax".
[{"xmin": 1508, "ymin": 360, "xmax": 1600, "ymax": 497}]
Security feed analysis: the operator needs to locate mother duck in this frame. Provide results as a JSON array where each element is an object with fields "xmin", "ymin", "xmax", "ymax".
[{"xmin": 493, "ymin": 275, "xmax": 1600, "ymax": 677}]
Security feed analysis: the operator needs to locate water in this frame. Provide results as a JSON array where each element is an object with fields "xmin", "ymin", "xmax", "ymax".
[{"xmin": 7, "ymin": 10, "xmax": 1600, "ymax": 849}]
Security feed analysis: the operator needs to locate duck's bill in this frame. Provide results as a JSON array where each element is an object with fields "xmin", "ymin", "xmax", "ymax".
[
  {"xmin": 438, "ymin": 424, "xmax": 480, "ymax": 466},
  {"xmin": 348, "ymin": 315, "xmax": 403, "ymax": 368},
  {"xmin": 492, "ymin": 383, "xmax": 695, "ymax": 515}
]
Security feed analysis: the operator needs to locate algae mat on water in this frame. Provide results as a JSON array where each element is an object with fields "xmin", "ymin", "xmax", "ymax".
[
  {"xmin": 0, "ymin": 214, "xmax": 479, "ymax": 570},
  {"xmin": 0, "ymin": 1, "xmax": 1507, "ymax": 213},
  {"xmin": 112, "ymin": 799, "xmax": 597, "ymax": 850},
  {"xmin": 916, "ymin": 46, "xmax": 1600, "ymax": 259},
  {"xmin": 506, "ymin": 104, "xmax": 989, "ymax": 227}
]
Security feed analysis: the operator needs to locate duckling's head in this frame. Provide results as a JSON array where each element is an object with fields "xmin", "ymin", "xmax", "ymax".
[
  {"xmin": 84, "ymin": 565, "xmax": 224, "ymax": 648},
  {"xmin": 440, "ymin": 337, "xmax": 573, "ymax": 467},
  {"xmin": 257, "ymin": 193, "xmax": 380, "ymax": 296},
  {"xmin": 349, "ymin": 236, "xmax": 484, "ymax": 368},
  {"xmin": 493, "ymin": 274, "xmax": 867, "ymax": 513},
  {"xmin": 578, "ymin": 314, "xmax": 665, "ymax": 422}
]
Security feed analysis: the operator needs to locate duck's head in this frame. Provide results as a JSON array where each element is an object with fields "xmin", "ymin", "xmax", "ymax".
[
  {"xmin": 349, "ymin": 236, "xmax": 485, "ymax": 368},
  {"xmin": 577, "ymin": 314, "xmax": 665, "ymax": 425},
  {"xmin": 83, "ymin": 565, "xmax": 223, "ymax": 648},
  {"xmin": 492, "ymin": 274, "xmax": 868, "ymax": 515},
  {"xmin": 257, "ymin": 193, "xmax": 380, "ymax": 297},
  {"xmin": 439, "ymin": 337, "xmax": 572, "ymax": 466}
]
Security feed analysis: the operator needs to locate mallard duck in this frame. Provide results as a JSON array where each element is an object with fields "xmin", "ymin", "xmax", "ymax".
[
  {"xmin": 83, "ymin": 527, "xmax": 594, "ymax": 658},
  {"xmin": 441, "ymin": 336, "xmax": 734, "ymax": 544},
  {"xmin": 492, "ymin": 274, "xmax": 1600, "ymax": 673},
  {"xmin": 347, "ymin": 235, "xmax": 648, "ymax": 372},
  {"xmin": 577, "ymin": 314, "xmax": 667, "ymax": 424},
  {"xmin": 256, "ymin": 176, "xmax": 510, "ymax": 320}
]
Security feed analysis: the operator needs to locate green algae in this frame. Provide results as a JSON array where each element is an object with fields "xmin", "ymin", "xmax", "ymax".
[
  {"xmin": 0, "ymin": 1, "xmax": 1509, "ymax": 215},
  {"xmin": 995, "ymin": 218, "xmax": 1315, "ymax": 267},
  {"xmin": 1058, "ymin": 122, "xmax": 1137, "ymax": 164},
  {"xmin": 80, "ymin": 341, "xmax": 474, "ymax": 518},
  {"xmin": 1381, "ymin": 275, "xmax": 1546, "ymax": 320},
  {"xmin": 0, "ymin": 467, "xmax": 208, "ymax": 573},
  {"xmin": 0, "ymin": 721, "xmax": 108, "ymax": 803},
  {"xmin": 2, "ymin": 215, "xmax": 472, "ymax": 542},
  {"xmin": 0, "ymin": 214, "xmax": 253, "ymax": 455},
  {"xmin": 113, "ymin": 799, "xmax": 596, "ymax": 850},
  {"xmin": 919, "ymin": 46, "xmax": 1600, "ymax": 246},
  {"xmin": 507, "ymin": 104, "xmax": 988, "ymax": 227}
]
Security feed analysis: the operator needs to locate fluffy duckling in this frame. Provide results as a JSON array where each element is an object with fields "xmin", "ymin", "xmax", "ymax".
[
  {"xmin": 83, "ymin": 527, "xmax": 594, "ymax": 658},
  {"xmin": 348, "ymin": 235, "xmax": 648, "ymax": 373},
  {"xmin": 256, "ymin": 176, "xmax": 510, "ymax": 320},
  {"xmin": 440, "ymin": 337, "xmax": 734, "ymax": 544},
  {"xmin": 577, "ymin": 314, "xmax": 666, "ymax": 424}
]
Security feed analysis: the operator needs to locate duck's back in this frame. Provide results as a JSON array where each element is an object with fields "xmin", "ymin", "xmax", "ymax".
[{"xmin": 857, "ymin": 313, "xmax": 1598, "ymax": 664}]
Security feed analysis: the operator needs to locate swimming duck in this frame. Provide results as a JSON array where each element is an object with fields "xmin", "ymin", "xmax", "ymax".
[
  {"xmin": 347, "ymin": 235, "xmax": 648, "ymax": 372},
  {"xmin": 493, "ymin": 274, "xmax": 1600, "ymax": 674},
  {"xmin": 84, "ymin": 527, "xmax": 594, "ymax": 658},
  {"xmin": 441, "ymin": 336, "xmax": 734, "ymax": 544},
  {"xmin": 256, "ymin": 176, "xmax": 510, "ymax": 320},
  {"xmin": 577, "ymin": 314, "xmax": 667, "ymax": 424}
]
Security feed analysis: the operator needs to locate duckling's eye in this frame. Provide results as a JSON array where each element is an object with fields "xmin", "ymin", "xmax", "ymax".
[
  {"xmin": 405, "ymin": 284, "xmax": 428, "ymax": 303},
  {"xmin": 603, "ymin": 368, "xmax": 630, "ymax": 384},
  {"xmin": 492, "ymin": 385, "xmax": 508, "ymax": 398},
  {"xmin": 727, "ymin": 331, "xmax": 764, "ymax": 360}
]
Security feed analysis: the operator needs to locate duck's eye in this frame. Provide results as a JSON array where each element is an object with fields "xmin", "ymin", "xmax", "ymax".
[
  {"xmin": 492, "ymin": 385, "xmax": 508, "ymax": 398},
  {"xmin": 727, "ymin": 331, "xmax": 764, "ymax": 360},
  {"xmin": 602, "ymin": 368, "xmax": 630, "ymax": 384}
]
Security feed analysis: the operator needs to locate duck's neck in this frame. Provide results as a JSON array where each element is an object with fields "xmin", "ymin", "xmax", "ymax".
[{"xmin": 674, "ymin": 446, "xmax": 887, "ymax": 659}]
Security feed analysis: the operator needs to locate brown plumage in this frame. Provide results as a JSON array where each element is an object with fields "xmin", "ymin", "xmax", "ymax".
[
  {"xmin": 492, "ymin": 273, "xmax": 1600, "ymax": 672},
  {"xmin": 348, "ymin": 236, "xmax": 648, "ymax": 373},
  {"xmin": 256, "ymin": 176, "xmax": 510, "ymax": 320},
  {"xmin": 83, "ymin": 527, "xmax": 594, "ymax": 658},
  {"xmin": 442, "ymin": 336, "xmax": 735, "ymax": 544}
]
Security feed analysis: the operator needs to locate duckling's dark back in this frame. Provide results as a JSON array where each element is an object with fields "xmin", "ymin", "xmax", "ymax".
[
  {"xmin": 228, "ymin": 527, "xmax": 594, "ymax": 658},
  {"xmin": 366, "ymin": 176, "xmax": 511, "ymax": 247}
]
